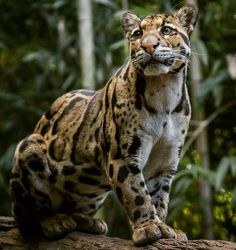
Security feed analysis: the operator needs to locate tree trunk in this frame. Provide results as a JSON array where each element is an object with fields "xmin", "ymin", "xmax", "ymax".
[
  {"xmin": 191, "ymin": 50, "xmax": 214, "ymax": 239},
  {"xmin": 187, "ymin": 0, "xmax": 214, "ymax": 239},
  {"xmin": 57, "ymin": 17, "xmax": 66, "ymax": 50},
  {"xmin": 0, "ymin": 217, "xmax": 236, "ymax": 250},
  {"xmin": 77, "ymin": 0, "xmax": 96, "ymax": 89},
  {"xmin": 122, "ymin": 0, "xmax": 128, "ymax": 9}
]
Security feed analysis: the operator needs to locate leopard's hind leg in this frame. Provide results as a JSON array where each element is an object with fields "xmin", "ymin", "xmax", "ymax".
[
  {"xmin": 72, "ymin": 212, "xmax": 108, "ymax": 234},
  {"xmin": 39, "ymin": 212, "xmax": 107, "ymax": 239},
  {"xmin": 10, "ymin": 134, "xmax": 77, "ymax": 238},
  {"xmin": 40, "ymin": 213, "xmax": 77, "ymax": 239}
]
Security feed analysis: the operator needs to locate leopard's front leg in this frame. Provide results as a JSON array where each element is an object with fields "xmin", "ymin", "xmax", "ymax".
[
  {"xmin": 147, "ymin": 170, "xmax": 176, "ymax": 222},
  {"xmin": 146, "ymin": 169, "xmax": 188, "ymax": 240},
  {"xmin": 107, "ymin": 158, "xmax": 177, "ymax": 246}
]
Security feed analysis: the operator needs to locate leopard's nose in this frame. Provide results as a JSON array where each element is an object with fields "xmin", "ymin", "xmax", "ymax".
[{"xmin": 141, "ymin": 42, "xmax": 158, "ymax": 54}]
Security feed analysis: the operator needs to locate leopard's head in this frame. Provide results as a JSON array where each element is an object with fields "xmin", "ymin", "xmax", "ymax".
[{"xmin": 122, "ymin": 5, "xmax": 198, "ymax": 76}]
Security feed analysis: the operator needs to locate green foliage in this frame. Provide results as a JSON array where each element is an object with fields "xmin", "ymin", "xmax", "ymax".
[
  {"xmin": 214, "ymin": 190, "xmax": 236, "ymax": 241},
  {"xmin": 215, "ymin": 157, "xmax": 236, "ymax": 189},
  {"xmin": 167, "ymin": 155, "xmax": 236, "ymax": 241},
  {"xmin": 0, "ymin": 0, "xmax": 236, "ymax": 242}
]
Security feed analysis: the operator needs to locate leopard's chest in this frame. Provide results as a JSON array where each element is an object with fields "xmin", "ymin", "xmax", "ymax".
[
  {"xmin": 140, "ymin": 112, "xmax": 187, "ymax": 179},
  {"xmin": 141, "ymin": 75, "xmax": 189, "ymax": 142},
  {"xmin": 137, "ymin": 82, "xmax": 190, "ymax": 178}
]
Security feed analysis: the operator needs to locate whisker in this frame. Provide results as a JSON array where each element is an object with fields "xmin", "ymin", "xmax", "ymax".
[{"xmin": 170, "ymin": 0, "xmax": 186, "ymax": 12}]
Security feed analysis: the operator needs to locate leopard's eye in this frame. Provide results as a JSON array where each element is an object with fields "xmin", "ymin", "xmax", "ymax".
[
  {"xmin": 132, "ymin": 29, "xmax": 143, "ymax": 38},
  {"xmin": 161, "ymin": 26, "xmax": 173, "ymax": 35}
]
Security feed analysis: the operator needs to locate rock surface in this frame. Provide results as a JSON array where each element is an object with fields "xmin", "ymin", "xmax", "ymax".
[{"xmin": 0, "ymin": 217, "xmax": 235, "ymax": 250}]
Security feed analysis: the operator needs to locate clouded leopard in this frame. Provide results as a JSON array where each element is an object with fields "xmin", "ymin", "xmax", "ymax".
[{"xmin": 10, "ymin": 5, "xmax": 198, "ymax": 246}]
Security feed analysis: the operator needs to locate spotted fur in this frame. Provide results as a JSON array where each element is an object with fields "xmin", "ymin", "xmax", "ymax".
[{"xmin": 10, "ymin": 5, "xmax": 198, "ymax": 246}]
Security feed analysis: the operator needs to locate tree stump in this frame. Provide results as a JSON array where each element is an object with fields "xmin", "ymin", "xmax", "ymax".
[{"xmin": 0, "ymin": 216, "xmax": 235, "ymax": 250}]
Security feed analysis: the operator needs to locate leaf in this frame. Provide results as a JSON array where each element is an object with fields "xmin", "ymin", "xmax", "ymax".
[
  {"xmin": 174, "ymin": 178, "xmax": 192, "ymax": 194},
  {"xmin": 194, "ymin": 39, "xmax": 209, "ymax": 67},
  {"xmin": 52, "ymin": 0, "xmax": 66, "ymax": 10},
  {"xmin": 198, "ymin": 69, "xmax": 228, "ymax": 103},
  {"xmin": 0, "ymin": 92, "xmax": 25, "ymax": 108},
  {"xmin": 232, "ymin": 188, "xmax": 236, "ymax": 204},
  {"xmin": 212, "ymin": 85, "xmax": 223, "ymax": 107},
  {"xmin": 215, "ymin": 157, "xmax": 236, "ymax": 190},
  {"xmin": 0, "ymin": 144, "xmax": 16, "ymax": 172},
  {"xmin": 22, "ymin": 50, "xmax": 51, "ymax": 64},
  {"xmin": 167, "ymin": 196, "xmax": 185, "ymax": 222},
  {"xmin": 59, "ymin": 35, "xmax": 77, "ymax": 50},
  {"xmin": 93, "ymin": 0, "xmax": 118, "ymax": 10},
  {"xmin": 62, "ymin": 73, "xmax": 76, "ymax": 90},
  {"xmin": 0, "ymin": 91, "xmax": 43, "ymax": 115},
  {"xmin": 109, "ymin": 39, "xmax": 126, "ymax": 51},
  {"xmin": 211, "ymin": 59, "xmax": 222, "ymax": 76},
  {"xmin": 0, "ymin": 41, "xmax": 6, "ymax": 49},
  {"xmin": 35, "ymin": 72, "xmax": 48, "ymax": 89},
  {"xmin": 229, "ymin": 157, "xmax": 236, "ymax": 176}
]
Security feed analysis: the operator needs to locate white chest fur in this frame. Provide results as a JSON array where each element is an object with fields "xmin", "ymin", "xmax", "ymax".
[
  {"xmin": 138, "ymin": 73, "xmax": 190, "ymax": 178},
  {"xmin": 144, "ymin": 74, "xmax": 184, "ymax": 114}
]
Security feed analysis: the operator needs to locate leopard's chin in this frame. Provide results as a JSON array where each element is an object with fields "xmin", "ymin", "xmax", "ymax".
[{"xmin": 143, "ymin": 63, "xmax": 170, "ymax": 76}]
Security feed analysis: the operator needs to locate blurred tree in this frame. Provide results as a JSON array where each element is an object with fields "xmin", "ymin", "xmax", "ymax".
[
  {"xmin": 187, "ymin": 0, "xmax": 214, "ymax": 239},
  {"xmin": 77, "ymin": 0, "xmax": 95, "ymax": 89}
]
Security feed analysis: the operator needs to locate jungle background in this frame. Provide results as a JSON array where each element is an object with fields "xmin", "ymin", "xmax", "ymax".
[{"xmin": 0, "ymin": 0, "xmax": 236, "ymax": 242}]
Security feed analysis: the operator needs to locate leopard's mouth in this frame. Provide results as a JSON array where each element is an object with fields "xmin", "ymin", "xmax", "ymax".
[
  {"xmin": 138, "ymin": 54, "xmax": 175, "ymax": 71},
  {"xmin": 149, "ymin": 59, "xmax": 158, "ymax": 64},
  {"xmin": 142, "ymin": 57, "xmax": 176, "ymax": 76},
  {"xmin": 147, "ymin": 57, "xmax": 174, "ymax": 67}
]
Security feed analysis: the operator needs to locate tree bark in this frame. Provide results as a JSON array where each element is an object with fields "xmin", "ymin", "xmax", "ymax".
[{"xmin": 0, "ymin": 217, "xmax": 236, "ymax": 250}]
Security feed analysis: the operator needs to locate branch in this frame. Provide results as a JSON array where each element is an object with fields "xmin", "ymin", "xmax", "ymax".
[
  {"xmin": 182, "ymin": 99, "xmax": 236, "ymax": 156},
  {"xmin": 0, "ymin": 217, "xmax": 236, "ymax": 250}
]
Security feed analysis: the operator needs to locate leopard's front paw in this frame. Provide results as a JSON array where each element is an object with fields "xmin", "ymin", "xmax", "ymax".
[
  {"xmin": 132, "ymin": 221, "xmax": 177, "ymax": 246},
  {"xmin": 40, "ymin": 213, "xmax": 77, "ymax": 239}
]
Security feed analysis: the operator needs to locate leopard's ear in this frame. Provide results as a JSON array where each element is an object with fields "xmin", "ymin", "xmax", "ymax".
[
  {"xmin": 122, "ymin": 11, "xmax": 141, "ymax": 39},
  {"xmin": 174, "ymin": 4, "xmax": 198, "ymax": 36}
]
